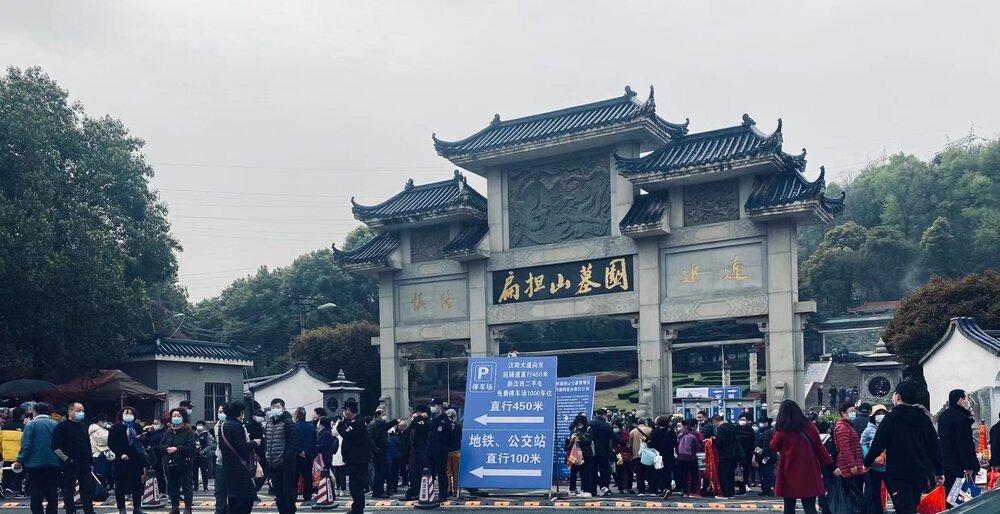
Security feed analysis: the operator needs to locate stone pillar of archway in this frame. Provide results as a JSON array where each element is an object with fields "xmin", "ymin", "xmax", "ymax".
[{"xmin": 765, "ymin": 220, "xmax": 806, "ymax": 409}]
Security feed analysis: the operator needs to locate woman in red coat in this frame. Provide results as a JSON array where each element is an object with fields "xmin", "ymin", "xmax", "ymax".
[
  {"xmin": 833, "ymin": 402, "xmax": 866, "ymax": 488},
  {"xmin": 770, "ymin": 400, "xmax": 832, "ymax": 514}
]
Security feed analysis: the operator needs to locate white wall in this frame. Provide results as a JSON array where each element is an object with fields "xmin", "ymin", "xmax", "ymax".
[
  {"xmin": 923, "ymin": 332, "xmax": 1000, "ymax": 414},
  {"xmin": 254, "ymin": 368, "xmax": 327, "ymax": 412}
]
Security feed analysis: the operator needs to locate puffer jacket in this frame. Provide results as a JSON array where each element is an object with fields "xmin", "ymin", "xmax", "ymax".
[
  {"xmin": 860, "ymin": 422, "xmax": 884, "ymax": 472},
  {"xmin": 89, "ymin": 423, "xmax": 109, "ymax": 456},
  {"xmin": 1, "ymin": 423, "xmax": 24, "ymax": 462},
  {"xmin": 833, "ymin": 417, "xmax": 864, "ymax": 477}
]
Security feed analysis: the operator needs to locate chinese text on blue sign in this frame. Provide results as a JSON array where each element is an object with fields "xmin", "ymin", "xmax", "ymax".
[
  {"xmin": 554, "ymin": 376, "xmax": 596, "ymax": 479},
  {"xmin": 459, "ymin": 357, "xmax": 557, "ymax": 490}
]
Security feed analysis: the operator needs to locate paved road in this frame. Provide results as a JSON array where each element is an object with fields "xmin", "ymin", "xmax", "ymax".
[{"xmin": 0, "ymin": 490, "xmax": 832, "ymax": 513}]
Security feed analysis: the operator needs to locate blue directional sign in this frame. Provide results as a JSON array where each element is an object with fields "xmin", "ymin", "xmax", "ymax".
[
  {"xmin": 553, "ymin": 376, "xmax": 596, "ymax": 479},
  {"xmin": 459, "ymin": 356, "xmax": 557, "ymax": 490}
]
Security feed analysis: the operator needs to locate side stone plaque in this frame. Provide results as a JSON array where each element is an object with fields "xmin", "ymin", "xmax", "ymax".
[{"xmin": 396, "ymin": 277, "xmax": 469, "ymax": 324}]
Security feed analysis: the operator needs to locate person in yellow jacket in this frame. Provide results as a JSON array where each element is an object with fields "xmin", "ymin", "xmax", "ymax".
[{"xmin": 0, "ymin": 407, "xmax": 27, "ymax": 496}]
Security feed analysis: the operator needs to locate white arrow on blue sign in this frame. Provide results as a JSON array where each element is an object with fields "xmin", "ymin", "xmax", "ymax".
[{"xmin": 458, "ymin": 356, "xmax": 557, "ymax": 490}]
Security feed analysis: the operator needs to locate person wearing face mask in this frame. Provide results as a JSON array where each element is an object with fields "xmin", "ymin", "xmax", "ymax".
[
  {"xmin": 246, "ymin": 409, "xmax": 267, "ymax": 499},
  {"xmin": 403, "ymin": 406, "xmax": 430, "ymax": 501},
  {"xmin": 108, "ymin": 407, "xmax": 146, "ymax": 514},
  {"xmin": 337, "ymin": 401, "xmax": 372, "ymax": 514},
  {"xmin": 52, "ymin": 402, "xmax": 96, "ymax": 514},
  {"xmin": 264, "ymin": 399, "xmax": 299, "ymax": 514},
  {"xmin": 445, "ymin": 410, "xmax": 462, "ymax": 498},
  {"xmin": 219, "ymin": 401, "xmax": 262, "ymax": 514},
  {"xmin": 611, "ymin": 420, "xmax": 633, "ymax": 494},
  {"xmin": 88, "ymin": 413, "xmax": 113, "ymax": 492},
  {"xmin": 367, "ymin": 408, "xmax": 390, "ymax": 499},
  {"xmin": 160, "ymin": 408, "xmax": 198, "ymax": 514},
  {"xmin": 734, "ymin": 414, "xmax": 755, "ymax": 494},
  {"xmin": 753, "ymin": 417, "xmax": 775, "ymax": 496},
  {"xmin": 425, "ymin": 399, "xmax": 455, "ymax": 500},
  {"xmin": 293, "ymin": 407, "xmax": 317, "ymax": 505},
  {"xmin": 193, "ymin": 420, "xmax": 214, "ymax": 492},
  {"xmin": 861, "ymin": 405, "xmax": 888, "ymax": 514},
  {"xmin": 212, "ymin": 405, "xmax": 228, "ymax": 514},
  {"xmin": 145, "ymin": 417, "xmax": 168, "ymax": 500},
  {"xmin": 937, "ymin": 389, "xmax": 980, "ymax": 496},
  {"xmin": 864, "ymin": 383, "xmax": 943, "ymax": 514},
  {"xmin": 832, "ymin": 402, "xmax": 865, "ymax": 491}
]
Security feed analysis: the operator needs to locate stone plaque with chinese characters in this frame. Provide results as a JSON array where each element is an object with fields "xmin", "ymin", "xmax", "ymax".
[
  {"xmin": 683, "ymin": 180, "xmax": 739, "ymax": 226},
  {"xmin": 665, "ymin": 243, "xmax": 763, "ymax": 299},
  {"xmin": 491, "ymin": 255, "xmax": 633, "ymax": 305},
  {"xmin": 396, "ymin": 277, "xmax": 469, "ymax": 324},
  {"xmin": 506, "ymin": 154, "xmax": 611, "ymax": 248}
]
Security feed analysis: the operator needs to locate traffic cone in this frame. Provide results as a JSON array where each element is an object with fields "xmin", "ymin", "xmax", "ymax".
[
  {"xmin": 978, "ymin": 420, "xmax": 988, "ymax": 454},
  {"xmin": 414, "ymin": 467, "xmax": 440, "ymax": 510},
  {"xmin": 311, "ymin": 475, "xmax": 339, "ymax": 510},
  {"xmin": 73, "ymin": 480, "xmax": 82, "ymax": 506},
  {"xmin": 141, "ymin": 475, "xmax": 164, "ymax": 509}
]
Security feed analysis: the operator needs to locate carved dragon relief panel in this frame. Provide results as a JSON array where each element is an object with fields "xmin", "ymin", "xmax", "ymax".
[
  {"xmin": 683, "ymin": 179, "xmax": 740, "ymax": 226},
  {"xmin": 507, "ymin": 153, "xmax": 611, "ymax": 248},
  {"xmin": 409, "ymin": 225, "xmax": 451, "ymax": 263}
]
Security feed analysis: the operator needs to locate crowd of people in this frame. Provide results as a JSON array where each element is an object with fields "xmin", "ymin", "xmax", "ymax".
[
  {"xmin": 563, "ymin": 383, "xmax": 1000, "ymax": 514},
  {"xmin": 1, "ymin": 384, "xmax": 998, "ymax": 514},
  {"xmin": 0, "ymin": 396, "xmax": 467, "ymax": 514}
]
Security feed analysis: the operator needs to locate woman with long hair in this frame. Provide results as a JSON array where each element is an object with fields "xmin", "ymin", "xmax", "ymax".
[
  {"xmin": 108, "ymin": 407, "xmax": 146, "ymax": 514},
  {"xmin": 770, "ymin": 400, "xmax": 832, "ymax": 514},
  {"xmin": 160, "ymin": 408, "xmax": 198, "ymax": 514},
  {"xmin": 568, "ymin": 413, "xmax": 595, "ymax": 497},
  {"xmin": 675, "ymin": 418, "xmax": 704, "ymax": 497}
]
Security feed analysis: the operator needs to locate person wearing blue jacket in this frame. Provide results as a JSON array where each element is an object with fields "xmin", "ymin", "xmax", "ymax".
[
  {"xmin": 15, "ymin": 402, "xmax": 60, "ymax": 514},
  {"xmin": 293, "ymin": 408, "xmax": 317, "ymax": 504}
]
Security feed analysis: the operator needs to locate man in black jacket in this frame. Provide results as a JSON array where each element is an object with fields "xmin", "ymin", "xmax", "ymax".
[
  {"xmin": 338, "ymin": 401, "xmax": 372, "ymax": 514},
  {"xmin": 265, "ymin": 399, "xmax": 300, "ymax": 514},
  {"xmin": 937, "ymin": 389, "xmax": 980, "ymax": 494},
  {"xmin": 367, "ymin": 409, "xmax": 390, "ymax": 498},
  {"xmin": 711, "ymin": 415, "xmax": 740, "ymax": 499},
  {"xmin": 51, "ymin": 402, "xmax": 95, "ymax": 514},
  {"xmin": 864, "ymin": 382, "xmax": 943, "ymax": 514},
  {"xmin": 425, "ymin": 399, "xmax": 454, "ymax": 501},
  {"xmin": 403, "ymin": 407, "xmax": 429, "ymax": 501},
  {"xmin": 589, "ymin": 409, "xmax": 615, "ymax": 497},
  {"xmin": 853, "ymin": 403, "xmax": 872, "ymax": 437}
]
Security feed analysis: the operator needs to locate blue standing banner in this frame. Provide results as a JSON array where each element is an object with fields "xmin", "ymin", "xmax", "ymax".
[
  {"xmin": 459, "ymin": 356, "xmax": 557, "ymax": 490},
  {"xmin": 553, "ymin": 376, "xmax": 596, "ymax": 479}
]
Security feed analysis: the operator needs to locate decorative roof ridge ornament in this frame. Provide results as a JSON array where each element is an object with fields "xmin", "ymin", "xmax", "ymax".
[
  {"xmin": 490, "ymin": 113, "xmax": 501, "ymax": 127},
  {"xmin": 350, "ymin": 196, "xmax": 359, "ymax": 207},
  {"xmin": 817, "ymin": 165, "xmax": 826, "ymax": 184},
  {"xmin": 741, "ymin": 113, "xmax": 756, "ymax": 127},
  {"xmin": 624, "ymin": 85, "xmax": 637, "ymax": 98},
  {"xmin": 455, "ymin": 169, "xmax": 466, "ymax": 195},
  {"xmin": 762, "ymin": 118, "xmax": 783, "ymax": 149},
  {"xmin": 642, "ymin": 85, "xmax": 656, "ymax": 112},
  {"xmin": 404, "ymin": 178, "xmax": 415, "ymax": 191}
]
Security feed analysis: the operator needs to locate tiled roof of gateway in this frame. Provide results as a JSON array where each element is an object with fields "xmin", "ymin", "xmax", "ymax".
[
  {"xmin": 619, "ymin": 194, "xmax": 669, "ymax": 233},
  {"xmin": 433, "ymin": 86, "xmax": 688, "ymax": 158},
  {"xmin": 745, "ymin": 165, "xmax": 846, "ymax": 217},
  {"xmin": 332, "ymin": 232, "xmax": 399, "ymax": 267},
  {"xmin": 443, "ymin": 223, "xmax": 489, "ymax": 256},
  {"xmin": 616, "ymin": 114, "xmax": 803, "ymax": 176},
  {"xmin": 351, "ymin": 170, "xmax": 487, "ymax": 224},
  {"xmin": 129, "ymin": 338, "xmax": 255, "ymax": 362}
]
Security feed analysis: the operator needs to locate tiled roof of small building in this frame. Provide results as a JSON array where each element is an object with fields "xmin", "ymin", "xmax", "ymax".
[
  {"xmin": 921, "ymin": 316, "xmax": 1000, "ymax": 364},
  {"xmin": 129, "ymin": 337, "xmax": 255, "ymax": 362},
  {"xmin": 433, "ymin": 86, "xmax": 688, "ymax": 158},
  {"xmin": 332, "ymin": 232, "xmax": 399, "ymax": 268},
  {"xmin": 616, "ymin": 114, "xmax": 802, "ymax": 176},
  {"xmin": 745, "ymin": 165, "xmax": 845, "ymax": 217},
  {"xmin": 351, "ymin": 170, "xmax": 486, "ymax": 225},
  {"xmin": 443, "ymin": 223, "xmax": 489, "ymax": 257},
  {"xmin": 619, "ymin": 194, "xmax": 670, "ymax": 234}
]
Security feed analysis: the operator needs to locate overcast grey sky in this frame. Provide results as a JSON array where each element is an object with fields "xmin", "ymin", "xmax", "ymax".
[{"xmin": 3, "ymin": 1, "xmax": 998, "ymax": 301}]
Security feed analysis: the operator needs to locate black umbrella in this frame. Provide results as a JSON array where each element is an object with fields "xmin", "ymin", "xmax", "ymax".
[{"xmin": 0, "ymin": 379, "xmax": 58, "ymax": 398}]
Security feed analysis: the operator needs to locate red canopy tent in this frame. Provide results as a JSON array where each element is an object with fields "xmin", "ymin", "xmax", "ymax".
[{"xmin": 45, "ymin": 370, "xmax": 165, "ymax": 420}]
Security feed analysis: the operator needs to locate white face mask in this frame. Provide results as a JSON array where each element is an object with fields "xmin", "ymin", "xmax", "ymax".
[{"xmin": 738, "ymin": 420, "xmax": 747, "ymax": 426}]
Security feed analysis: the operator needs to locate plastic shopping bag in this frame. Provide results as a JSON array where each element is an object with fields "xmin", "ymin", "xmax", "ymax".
[
  {"xmin": 987, "ymin": 468, "xmax": 999, "ymax": 491},
  {"xmin": 946, "ymin": 477, "xmax": 965, "ymax": 505},
  {"xmin": 567, "ymin": 442, "xmax": 584, "ymax": 466},
  {"xmin": 916, "ymin": 485, "xmax": 946, "ymax": 514},
  {"xmin": 952, "ymin": 480, "xmax": 981, "ymax": 506},
  {"xmin": 826, "ymin": 478, "xmax": 851, "ymax": 514}
]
